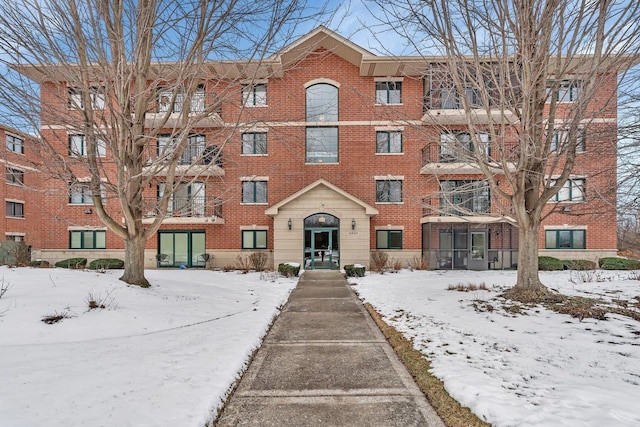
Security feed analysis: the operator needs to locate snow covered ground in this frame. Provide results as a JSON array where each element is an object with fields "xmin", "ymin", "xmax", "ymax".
[
  {"xmin": 351, "ymin": 269, "xmax": 640, "ymax": 427},
  {"xmin": 0, "ymin": 266, "xmax": 296, "ymax": 427}
]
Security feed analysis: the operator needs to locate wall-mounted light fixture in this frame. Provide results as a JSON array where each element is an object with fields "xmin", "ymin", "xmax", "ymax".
[
  {"xmin": 351, "ymin": 218, "xmax": 356, "ymax": 230},
  {"xmin": 288, "ymin": 218, "xmax": 292, "ymax": 230}
]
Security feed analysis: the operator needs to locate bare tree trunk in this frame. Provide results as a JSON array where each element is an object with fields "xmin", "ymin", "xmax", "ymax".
[
  {"xmin": 120, "ymin": 237, "xmax": 150, "ymax": 288},
  {"xmin": 516, "ymin": 224, "xmax": 544, "ymax": 290}
]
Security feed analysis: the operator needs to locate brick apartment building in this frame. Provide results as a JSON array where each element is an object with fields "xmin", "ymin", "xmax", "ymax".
[
  {"xmin": 14, "ymin": 27, "xmax": 620, "ymax": 270},
  {"xmin": 1, "ymin": 124, "xmax": 42, "ymax": 250}
]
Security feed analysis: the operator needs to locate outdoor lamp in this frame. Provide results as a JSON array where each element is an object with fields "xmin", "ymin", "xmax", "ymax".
[
  {"xmin": 288, "ymin": 218, "xmax": 292, "ymax": 230},
  {"xmin": 351, "ymin": 218, "xmax": 356, "ymax": 230}
]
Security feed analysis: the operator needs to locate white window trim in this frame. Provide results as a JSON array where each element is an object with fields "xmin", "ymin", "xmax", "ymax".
[
  {"xmin": 240, "ymin": 176, "xmax": 269, "ymax": 181},
  {"xmin": 304, "ymin": 78, "xmax": 341, "ymax": 88},
  {"xmin": 374, "ymin": 77, "xmax": 404, "ymax": 82}
]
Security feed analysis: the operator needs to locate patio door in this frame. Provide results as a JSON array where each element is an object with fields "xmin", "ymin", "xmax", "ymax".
[
  {"xmin": 468, "ymin": 230, "xmax": 487, "ymax": 270},
  {"xmin": 158, "ymin": 231, "xmax": 206, "ymax": 268}
]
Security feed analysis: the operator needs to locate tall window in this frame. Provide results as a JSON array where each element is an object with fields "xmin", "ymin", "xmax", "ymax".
[
  {"xmin": 191, "ymin": 85, "xmax": 205, "ymax": 112},
  {"xmin": 306, "ymin": 127, "xmax": 338, "ymax": 163},
  {"xmin": 306, "ymin": 83, "xmax": 338, "ymax": 122},
  {"xmin": 376, "ymin": 131, "xmax": 402, "ymax": 154},
  {"xmin": 551, "ymin": 178, "xmax": 585, "ymax": 202},
  {"xmin": 376, "ymin": 230, "xmax": 403, "ymax": 249},
  {"xmin": 375, "ymin": 81, "xmax": 402, "ymax": 104},
  {"xmin": 69, "ymin": 135, "xmax": 106, "ymax": 157},
  {"xmin": 376, "ymin": 180, "xmax": 403, "ymax": 203},
  {"xmin": 6, "ymin": 201, "xmax": 24, "ymax": 218},
  {"xmin": 70, "ymin": 184, "xmax": 93, "ymax": 204},
  {"xmin": 70, "ymin": 230, "xmax": 106, "ymax": 249},
  {"xmin": 6, "ymin": 134, "xmax": 24, "ymax": 154},
  {"xmin": 545, "ymin": 229, "xmax": 586, "ymax": 249},
  {"xmin": 6, "ymin": 167, "xmax": 24, "ymax": 185},
  {"xmin": 242, "ymin": 181, "xmax": 268, "ymax": 204},
  {"xmin": 242, "ymin": 132, "xmax": 267, "ymax": 155},
  {"xmin": 439, "ymin": 180, "xmax": 490, "ymax": 215},
  {"xmin": 242, "ymin": 84, "xmax": 267, "ymax": 106},
  {"xmin": 242, "ymin": 230, "xmax": 267, "ymax": 249}
]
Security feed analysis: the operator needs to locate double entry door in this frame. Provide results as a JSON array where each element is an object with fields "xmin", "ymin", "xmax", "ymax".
[
  {"xmin": 158, "ymin": 231, "xmax": 206, "ymax": 268},
  {"xmin": 305, "ymin": 228, "xmax": 339, "ymax": 270}
]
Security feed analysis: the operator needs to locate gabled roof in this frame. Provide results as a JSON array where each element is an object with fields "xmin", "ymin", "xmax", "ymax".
[{"xmin": 265, "ymin": 178, "xmax": 378, "ymax": 217}]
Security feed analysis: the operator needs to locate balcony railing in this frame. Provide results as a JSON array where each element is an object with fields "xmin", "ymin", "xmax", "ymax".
[
  {"xmin": 422, "ymin": 193, "xmax": 514, "ymax": 218},
  {"xmin": 156, "ymin": 92, "xmax": 222, "ymax": 116},
  {"xmin": 148, "ymin": 143, "xmax": 222, "ymax": 167},
  {"xmin": 421, "ymin": 142, "xmax": 520, "ymax": 168},
  {"xmin": 144, "ymin": 197, "xmax": 223, "ymax": 219}
]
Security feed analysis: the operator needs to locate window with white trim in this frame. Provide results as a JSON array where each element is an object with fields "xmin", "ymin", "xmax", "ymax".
[
  {"xmin": 6, "ymin": 201, "xmax": 24, "ymax": 218},
  {"xmin": 547, "ymin": 80, "xmax": 582, "ymax": 103},
  {"xmin": 6, "ymin": 134, "xmax": 24, "ymax": 154},
  {"xmin": 69, "ymin": 135, "xmax": 106, "ymax": 157},
  {"xmin": 242, "ymin": 84, "xmax": 267, "ymax": 106},
  {"xmin": 376, "ymin": 131, "xmax": 402, "ymax": 154},
  {"xmin": 242, "ymin": 181, "xmax": 267, "ymax": 204},
  {"xmin": 6, "ymin": 167, "xmax": 24, "ymax": 185},
  {"xmin": 550, "ymin": 127, "xmax": 586, "ymax": 152},
  {"xmin": 376, "ymin": 179, "xmax": 402, "ymax": 203},
  {"xmin": 306, "ymin": 83, "xmax": 338, "ymax": 122},
  {"xmin": 6, "ymin": 234, "xmax": 25, "ymax": 242},
  {"xmin": 68, "ymin": 87, "xmax": 105, "ymax": 110},
  {"xmin": 551, "ymin": 178, "xmax": 585, "ymax": 202}
]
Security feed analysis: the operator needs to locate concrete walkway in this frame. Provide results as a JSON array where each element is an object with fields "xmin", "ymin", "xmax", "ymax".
[{"xmin": 215, "ymin": 270, "xmax": 445, "ymax": 426}]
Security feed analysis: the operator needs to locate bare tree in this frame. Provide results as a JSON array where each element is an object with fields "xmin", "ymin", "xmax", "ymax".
[
  {"xmin": 0, "ymin": 0, "xmax": 327, "ymax": 287},
  {"xmin": 372, "ymin": 0, "xmax": 640, "ymax": 291}
]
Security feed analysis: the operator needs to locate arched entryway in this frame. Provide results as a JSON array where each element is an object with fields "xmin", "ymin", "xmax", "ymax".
[{"xmin": 304, "ymin": 213, "xmax": 339, "ymax": 269}]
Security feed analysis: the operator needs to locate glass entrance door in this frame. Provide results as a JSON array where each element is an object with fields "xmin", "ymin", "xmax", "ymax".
[
  {"xmin": 468, "ymin": 230, "xmax": 487, "ymax": 270},
  {"xmin": 158, "ymin": 231, "xmax": 206, "ymax": 268},
  {"xmin": 303, "ymin": 213, "xmax": 340, "ymax": 270}
]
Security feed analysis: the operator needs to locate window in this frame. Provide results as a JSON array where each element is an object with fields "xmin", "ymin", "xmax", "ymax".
[
  {"xmin": 6, "ymin": 168, "xmax": 24, "ymax": 185},
  {"xmin": 548, "ymin": 81, "xmax": 581, "ymax": 103},
  {"xmin": 242, "ymin": 181, "xmax": 267, "ymax": 204},
  {"xmin": 376, "ymin": 230, "xmax": 403, "ymax": 249},
  {"xmin": 6, "ymin": 134, "xmax": 24, "ymax": 154},
  {"xmin": 242, "ymin": 230, "xmax": 267, "ymax": 249},
  {"xmin": 6, "ymin": 234, "xmax": 24, "ymax": 242},
  {"xmin": 191, "ymin": 85, "xmax": 205, "ymax": 112},
  {"xmin": 158, "ymin": 182, "xmax": 205, "ymax": 217},
  {"xmin": 551, "ymin": 178, "xmax": 585, "ymax": 202},
  {"xmin": 306, "ymin": 83, "xmax": 338, "ymax": 122},
  {"xmin": 70, "ymin": 230, "xmax": 106, "ymax": 249},
  {"xmin": 242, "ymin": 84, "xmax": 267, "ymax": 107},
  {"xmin": 70, "ymin": 184, "xmax": 93, "ymax": 204},
  {"xmin": 440, "ymin": 132, "xmax": 489, "ymax": 162},
  {"xmin": 376, "ymin": 131, "xmax": 402, "ymax": 154},
  {"xmin": 157, "ymin": 134, "xmax": 215, "ymax": 165},
  {"xmin": 306, "ymin": 127, "xmax": 338, "ymax": 163},
  {"xmin": 68, "ymin": 87, "xmax": 105, "ymax": 110},
  {"xmin": 550, "ymin": 128, "xmax": 586, "ymax": 152},
  {"xmin": 376, "ymin": 180, "xmax": 402, "ymax": 203},
  {"xmin": 69, "ymin": 135, "xmax": 106, "ymax": 157},
  {"xmin": 375, "ymin": 81, "xmax": 402, "ymax": 104},
  {"xmin": 242, "ymin": 132, "xmax": 267, "ymax": 155},
  {"xmin": 6, "ymin": 201, "xmax": 24, "ymax": 218},
  {"xmin": 439, "ymin": 180, "xmax": 490, "ymax": 215},
  {"xmin": 439, "ymin": 86, "xmax": 481, "ymax": 109},
  {"xmin": 545, "ymin": 229, "xmax": 586, "ymax": 249}
]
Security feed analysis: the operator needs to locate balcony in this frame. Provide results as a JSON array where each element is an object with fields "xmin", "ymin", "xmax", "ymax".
[
  {"xmin": 143, "ymin": 143, "xmax": 224, "ymax": 177},
  {"xmin": 142, "ymin": 196, "xmax": 224, "ymax": 225},
  {"xmin": 420, "ymin": 142, "xmax": 518, "ymax": 175},
  {"xmin": 145, "ymin": 93, "xmax": 223, "ymax": 129},
  {"xmin": 421, "ymin": 193, "xmax": 515, "ymax": 224}
]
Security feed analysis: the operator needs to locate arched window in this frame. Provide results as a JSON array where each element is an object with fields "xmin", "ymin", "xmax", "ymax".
[{"xmin": 306, "ymin": 83, "xmax": 338, "ymax": 122}]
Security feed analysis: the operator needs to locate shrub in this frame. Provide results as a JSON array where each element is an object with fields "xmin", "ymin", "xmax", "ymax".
[
  {"xmin": 538, "ymin": 256, "xmax": 563, "ymax": 271},
  {"xmin": 89, "ymin": 258, "xmax": 124, "ymax": 270},
  {"xmin": 278, "ymin": 263, "xmax": 300, "ymax": 278},
  {"xmin": 408, "ymin": 255, "xmax": 428, "ymax": 271},
  {"xmin": 564, "ymin": 259, "xmax": 596, "ymax": 270},
  {"xmin": 234, "ymin": 255, "xmax": 251, "ymax": 273},
  {"xmin": 370, "ymin": 251, "xmax": 388, "ymax": 273},
  {"xmin": 29, "ymin": 260, "xmax": 50, "ymax": 268},
  {"xmin": 344, "ymin": 264, "xmax": 365, "ymax": 277},
  {"xmin": 599, "ymin": 257, "xmax": 640, "ymax": 270},
  {"xmin": 55, "ymin": 258, "xmax": 88, "ymax": 269},
  {"xmin": 249, "ymin": 252, "xmax": 268, "ymax": 272}
]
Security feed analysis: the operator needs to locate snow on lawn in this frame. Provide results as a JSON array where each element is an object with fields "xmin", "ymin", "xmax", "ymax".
[
  {"xmin": 351, "ymin": 269, "xmax": 640, "ymax": 427},
  {"xmin": 0, "ymin": 266, "xmax": 297, "ymax": 427}
]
